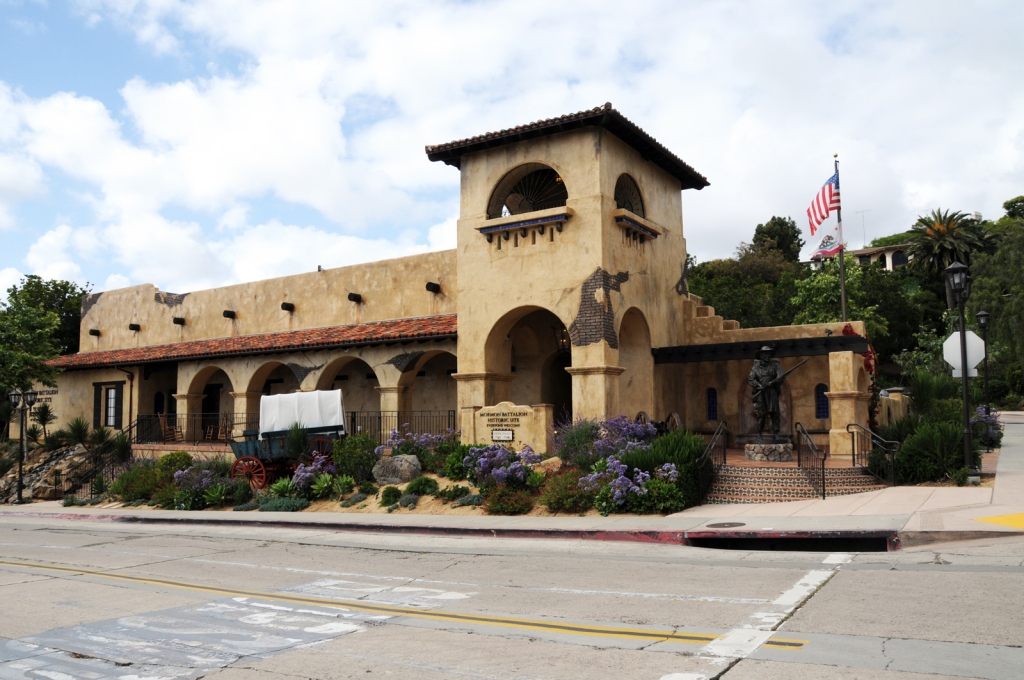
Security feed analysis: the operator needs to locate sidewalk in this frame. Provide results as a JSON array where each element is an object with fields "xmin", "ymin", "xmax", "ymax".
[{"xmin": 3, "ymin": 418, "xmax": 1023, "ymax": 549}]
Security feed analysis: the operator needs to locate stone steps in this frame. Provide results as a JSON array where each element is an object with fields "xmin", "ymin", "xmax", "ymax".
[{"xmin": 705, "ymin": 464, "xmax": 889, "ymax": 504}]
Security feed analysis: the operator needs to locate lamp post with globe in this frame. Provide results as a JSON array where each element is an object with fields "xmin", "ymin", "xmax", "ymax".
[
  {"xmin": 8, "ymin": 388, "xmax": 38, "ymax": 504},
  {"xmin": 944, "ymin": 261, "xmax": 975, "ymax": 473},
  {"xmin": 976, "ymin": 309, "xmax": 990, "ymax": 416}
]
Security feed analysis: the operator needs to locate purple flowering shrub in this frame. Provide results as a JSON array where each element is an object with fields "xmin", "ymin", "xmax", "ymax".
[
  {"xmin": 550, "ymin": 415, "xmax": 658, "ymax": 469},
  {"xmin": 292, "ymin": 454, "xmax": 337, "ymax": 492},
  {"xmin": 970, "ymin": 407, "xmax": 1002, "ymax": 447},
  {"xmin": 579, "ymin": 456, "xmax": 683, "ymax": 516},
  {"xmin": 463, "ymin": 445, "xmax": 542, "ymax": 488}
]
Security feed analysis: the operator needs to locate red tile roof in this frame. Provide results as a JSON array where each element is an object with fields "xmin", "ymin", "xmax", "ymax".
[
  {"xmin": 425, "ymin": 103, "xmax": 709, "ymax": 190},
  {"xmin": 48, "ymin": 314, "xmax": 458, "ymax": 371}
]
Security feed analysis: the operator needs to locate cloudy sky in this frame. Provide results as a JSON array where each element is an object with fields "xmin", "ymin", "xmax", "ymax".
[{"xmin": 1, "ymin": 1, "xmax": 1022, "ymax": 298}]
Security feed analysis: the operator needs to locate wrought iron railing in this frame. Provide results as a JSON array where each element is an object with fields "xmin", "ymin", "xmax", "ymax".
[
  {"xmin": 696, "ymin": 421, "xmax": 728, "ymax": 504},
  {"xmin": 795, "ymin": 422, "xmax": 826, "ymax": 500},
  {"xmin": 848, "ymin": 423, "xmax": 900, "ymax": 486},
  {"xmin": 60, "ymin": 420, "xmax": 138, "ymax": 500},
  {"xmin": 135, "ymin": 413, "xmax": 259, "ymax": 446},
  {"xmin": 347, "ymin": 411, "xmax": 458, "ymax": 444}
]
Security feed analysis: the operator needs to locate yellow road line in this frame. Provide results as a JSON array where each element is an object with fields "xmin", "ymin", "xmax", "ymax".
[{"xmin": 0, "ymin": 558, "xmax": 805, "ymax": 649}]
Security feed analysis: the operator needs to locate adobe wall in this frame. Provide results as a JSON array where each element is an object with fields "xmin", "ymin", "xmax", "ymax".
[{"xmin": 77, "ymin": 250, "xmax": 457, "ymax": 353}]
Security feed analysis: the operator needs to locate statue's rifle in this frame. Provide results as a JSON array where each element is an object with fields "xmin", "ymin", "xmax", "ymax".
[{"xmin": 752, "ymin": 358, "xmax": 811, "ymax": 399}]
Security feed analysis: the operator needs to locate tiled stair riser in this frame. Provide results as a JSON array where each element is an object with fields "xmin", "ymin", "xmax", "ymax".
[{"xmin": 706, "ymin": 464, "xmax": 888, "ymax": 504}]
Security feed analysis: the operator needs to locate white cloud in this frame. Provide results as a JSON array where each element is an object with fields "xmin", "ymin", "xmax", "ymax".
[
  {"xmin": 102, "ymin": 273, "xmax": 130, "ymax": 290},
  {"xmin": 0, "ymin": 267, "xmax": 24, "ymax": 303},
  {"xmin": 0, "ymin": 0, "xmax": 1020, "ymax": 291},
  {"xmin": 24, "ymin": 225, "xmax": 83, "ymax": 281}
]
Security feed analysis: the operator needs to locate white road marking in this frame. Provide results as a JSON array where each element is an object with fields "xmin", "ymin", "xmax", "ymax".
[
  {"xmin": 771, "ymin": 570, "xmax": 833, "ymax": 606},
  {"xmin": 704, "ymin": 629, "xmax": 774, "ymax": 658},
  {"xmin": 822, "ymin": 552, "xmax": 853, "ymax": 564},
  {"xmin": 659, "ymin": 674, "xmax": 707, "ymax": 680}
]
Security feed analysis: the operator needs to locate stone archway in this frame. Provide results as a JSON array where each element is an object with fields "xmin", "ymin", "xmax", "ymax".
[
  {"xmin": 315, "ymin": 356, "xmax": 381, "ymax": 412},
  {"xmin": 618, "ymin": 307, "xmax": 654, "ymax": 417},
  {"xmin": 484, "ymin": 307, "xmax": 570, "ymax": 409},
  {"xmin": 183, "ymin": 365, "xmax": 235, "ymax": 441},
  {"xmin": 408, "ymin": 351, "xmax": 458, "ymax": 412}
]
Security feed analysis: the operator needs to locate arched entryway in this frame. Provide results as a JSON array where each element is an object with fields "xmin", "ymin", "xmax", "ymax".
[
  {"xmin": 186, "ymin": 365, "xmax": 236, "ymax": 441},
  {"xmin": 618, "ymin": 308, "xmax": 654, "ymax": 417},
  {"xmin": 408, "ymin": 352, "xmax": 458, "ymax": 412},
  {"xmin": 484, "ymin": 306, "xmax": 572, "ymax": 418},
  {"xmin": 316, "ymin": 357, "xmax": 381, "ymax": 412}
]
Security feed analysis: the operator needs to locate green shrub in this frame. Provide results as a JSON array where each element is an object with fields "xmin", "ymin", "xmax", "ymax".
[
  {"xmin": 951, "ymin": 467, "xmax": 970, "ymax": 487},
  {"xmin": 405, "ymin": 476, "xmax": 439, "ymax": 496},
  {"xmin": 90, "ymin": 475, "xmax": 107, "ymax": 496},
  {"xmin": 0, "ymin": 457, "xmax": 14, "ymax": 477},
  {"xmin": 62, "ymin": 494, "xmax": 77, "ymax": 507},
  {"xmin": 66, "ymin": 417, "xmax": 91, "ymax": 447},
  {"xmin": 269, "ymin": 478, "xmax": 298, "ymax": 498},
  {"xmin": 333, "ymin": 434, "xmax": 379, "ymax": 482},
  {"xmin": 43, "ymin": 431, "xmax": 68, "ymax": 452},
  {"xmin": 152, "ymin": 482, "xmax": 177, "ymax": 508},
  {"xmin": 386, "ymin": 503, "xmax": 400, "ymax": 512},
  {"xmin": 435, "ymin": 484, "xmax": 471, "ymax": 502},
  {"xmin": 399, "ymin": 494, "xmax": 419, "ymax": 508},
  {"xmin": 454, "ymin": 493, "xmax": 484, "ymax": 507},
  {"xmin": 204, "ymin": 484, "xmax": 228, "ymax": 507},
  {"xmin": 112, "ymin": 432, "xmax": 132, "ymax": 463},
  {"xmin": 907, "ymin": 372, "xmax": 959, "ymax": 419},
  {"xmin": 483, "ymin": 485, "xmax": 533, "ymax": 515},
  {"xmin": 284, "ymin": 423, "xmax": 310, "ymax": 465},
  {"xmin": 897, "ymin": 421, "xmax": 979, "ymax": 484},
  {"xmin": 310, "ymin": 473, "xmax": 335, "ymax": 499},
  {"xmin": 88, "ymin": 426, "xmax": 111, "ymax": 448},
  {"xmin": 626, "ymin": 477, "xmax": 685, "ymax": 515},
  {"xmin": 623, "ymin": 430, "xmax": 708, "ymax": 509},
  {"xmin": 525, "ymin": 470, "xmax": 545, "ymax": 490},
  {"xmin": 442, "ymin": 445, "xmax": 470, "ymax": 480},
  {"xmin": 358, "ymin": 480, "xmax": 378, "ymax": 495},
  {"xmin": 110, "ymin": 461, "xmax": 163, "ymax": 502},
  {"xmin": 332, "ymin": 474, "xmax": 355, "ymax": 497},
  {"xmin": 380, "ymin": 485, "xmax": 402, "ymax": 506},
  {"xmin": 233, "ymin": 499, "xmax": 259, "ymax": 511},
  {"xmin": 157, "ymin": 451, "xmax": 193, "ymax": 475},
  {"xmin": 539, "ymin": 469, "xmax": 595, "ymax": 514},
  {"xmin": 173, "ymin": 489, "xmax": 206, "ymax": 511},
  {"xmin": 259, "ymin": 497, "xmax": 310, "ymax": 512},
  {"xmin": 340, "ymin": 493, "xmax": 367, "ymax": 507},
  {"xmin": 231, "ymin": 479, "xmax": 252, "ymax": 505}
]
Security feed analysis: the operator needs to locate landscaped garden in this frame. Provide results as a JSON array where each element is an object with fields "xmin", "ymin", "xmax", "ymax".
[{"xmin": 74, "ymin": 415, "xmax": 713, "ymax": 516}]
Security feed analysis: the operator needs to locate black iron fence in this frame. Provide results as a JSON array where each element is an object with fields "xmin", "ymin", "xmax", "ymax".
[
  {"xmin": 60, "ymin": 420, "xmax": 137, "ymax": 500},
  {"xmin": 794, "ymin": 422, "xmax": 826, "ymax": 500},
  {"xmin": 135, "ymin": 413, "xmax": 260, "ymax": 446},
  {"xmin": 347, "ymin": 411, "xmax": 458, "ymax": 444}
]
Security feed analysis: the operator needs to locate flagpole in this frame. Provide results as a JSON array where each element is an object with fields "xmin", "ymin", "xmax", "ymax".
[{"xmin": 835, "ymin": 154, "xmax": 847, "ymax": 322}]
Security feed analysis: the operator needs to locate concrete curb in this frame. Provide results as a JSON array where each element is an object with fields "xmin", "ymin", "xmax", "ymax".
[{"xmin": 3, "ymin": 510, "xmax": 1019, "ymax": 551}]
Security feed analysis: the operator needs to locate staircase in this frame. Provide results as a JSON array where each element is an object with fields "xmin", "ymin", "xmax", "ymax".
[{"xmin": 705, "ymin": 465, "xmax": 888, "ymax": 504}]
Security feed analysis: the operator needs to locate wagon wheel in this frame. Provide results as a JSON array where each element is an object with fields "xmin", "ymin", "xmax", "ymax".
[
  {"xmin": 309, "ymin": 437, "xmax": 334, "ymax": 457},
  {"xmin": 665, "ymin": 412, "xmax": 682, "ymax": 431},
  {"xmin": 231, "ymin": 456, "xmax": 268, "ymax": 490},
  {"xmin": 635, "ymin": 411, "xmax": 652, "ymax": 424}
]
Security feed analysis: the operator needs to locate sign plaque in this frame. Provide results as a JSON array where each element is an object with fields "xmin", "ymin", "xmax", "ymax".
[{"xmin": 491, "ymin": 429, "xmax": 514, "ymax": 442}]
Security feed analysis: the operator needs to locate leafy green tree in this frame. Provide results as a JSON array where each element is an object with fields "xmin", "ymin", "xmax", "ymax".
[
  {"xmin": 790, "ymin": 254, "xmax": 888, "ymax": 341},
  {"xmin": 1003, "ymin": 196, "xmax": 1024, "ymax": 220},
  {"xmin": 753, "ymin": 216, "xmax": 804, "ymax": 262},
  {"xmin": 688, "ymin": 242, "xmax": 810, "ymax": 328},
  {"xmin": 0, "ymin": 295, "xmax": 61, "ymax": 395},
  {"xmin": 859, "ymin": 263, "xmax": 924, "ymax": 373},
  {"xmin": 869, "ymin": 232, "xmax": 914, "ymax": 248},
  {"xmin": 969, "ymin": 219, "xmax": 1024, "ymax": 367},
  {"xmin": 4, "ymin": 276, "xmax": 92, "ymax": 356},
  {"xmin": 906, "ymin": 209, "xmax": 997, "ymax": 276}
]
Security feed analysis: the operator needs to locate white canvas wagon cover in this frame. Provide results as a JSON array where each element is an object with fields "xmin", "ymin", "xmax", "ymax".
[{"xmin": 258, "ymin": 390, "xmax": 346, "ymax": 438}]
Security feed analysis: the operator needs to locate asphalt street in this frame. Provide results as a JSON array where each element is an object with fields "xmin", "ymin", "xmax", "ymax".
[{"xmin": 0, "ymin": 515, "xmax": 1022, "ymax": 679}]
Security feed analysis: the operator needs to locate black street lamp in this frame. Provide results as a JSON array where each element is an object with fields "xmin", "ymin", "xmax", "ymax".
[
  {"xmin": 8, "ymin": 388, "xmax": 37, "ymax": 504},
  {"xmin": 944, "ymin": 261, "xmax": 975, "ymax": 474},
  {"xmin": 976, "ymin": 309, "xmax": 991, "ymax": 416}
]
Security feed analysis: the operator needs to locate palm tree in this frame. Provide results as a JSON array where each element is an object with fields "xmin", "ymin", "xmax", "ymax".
[
  {"xmin": 31, "ymin": 404, "xmax": 57, "ymax": 439},
  {"xmin": 907, "ymin": 209, "xmax": 996, "ymax": 276}
]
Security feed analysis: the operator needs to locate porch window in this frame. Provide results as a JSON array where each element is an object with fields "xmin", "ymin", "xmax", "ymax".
[
  {"xmin": 815, "ymin": 383, "xmax": 830, "ymax": 419},
  {"xmin": 706, "ymin": 388, "xmax": 718, "ymax": 421}
]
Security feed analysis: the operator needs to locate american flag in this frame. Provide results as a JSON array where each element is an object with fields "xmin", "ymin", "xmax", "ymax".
[{"xmin": 806, "ymin": 172, "xmax": 841, "ymax": 235}]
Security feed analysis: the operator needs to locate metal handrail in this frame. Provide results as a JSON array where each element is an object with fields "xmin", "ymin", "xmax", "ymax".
[
  {"xmin": 847, "ymin": 422, "xmax": 900, "ymax": 486},
  {"xmin": 696, "ymin": 421, "xmax": 729, "ymax": 504},
  {"xmin": 61, "ymin": 420, "xmax": 139, "ymax": 500},
  {"xmin": 794, "ymin": 422, "xmax": 826, "ymax": 500}
]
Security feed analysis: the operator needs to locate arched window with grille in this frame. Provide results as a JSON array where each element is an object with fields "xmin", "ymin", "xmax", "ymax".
[
  {"xmin": 815, "ymin": 384, "xmax": 830, "ymax": 420},
  {"xmin": 706, "ymin": 388, "xmax": 718, "ymax": 421},
  {"xmin": 614, "ymin": 174, "xmax": 645, "ymax": 218},
  {"xmin": 487, "ymin": 163, "xmax": 567, "ymax": 219}
]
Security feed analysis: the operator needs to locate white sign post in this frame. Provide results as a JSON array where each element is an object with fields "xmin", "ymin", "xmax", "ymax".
[{"xmin": 943, "ymin": 331, "xmax": 985, "ymax": 378}]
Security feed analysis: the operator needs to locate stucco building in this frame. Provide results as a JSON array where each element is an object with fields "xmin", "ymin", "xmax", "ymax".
[{"xmin": 29, "ymin": 104, "xmax": 874, "ymax": 458}]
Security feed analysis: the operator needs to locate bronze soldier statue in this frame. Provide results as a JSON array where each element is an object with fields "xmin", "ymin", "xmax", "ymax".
[{"xmin": 748, "ymin": 346, "xmax": 785, "ymax": 440}]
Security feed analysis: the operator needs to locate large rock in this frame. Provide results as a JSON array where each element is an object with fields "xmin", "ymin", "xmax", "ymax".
[
  {"xmin": 372, "ymin": 455, "xmax": 422, "ymax": 485},
  {"xmin": 743, "ymin": 442, "xmax": 794, "ymax": 462}
]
